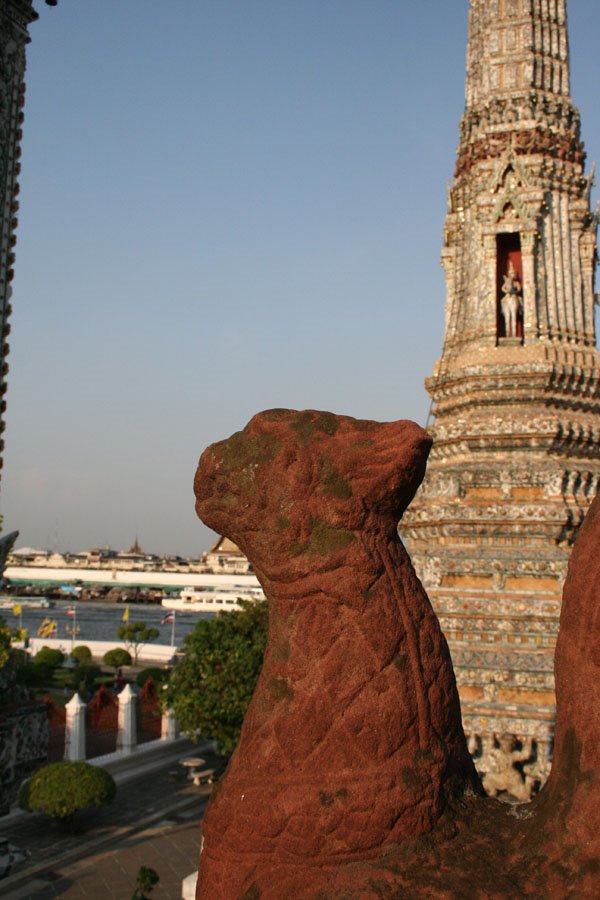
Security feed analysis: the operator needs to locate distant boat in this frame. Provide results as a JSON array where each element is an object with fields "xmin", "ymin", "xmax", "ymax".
[
  {"xmin": 0, "ymin": 595, "xmax": 54, "ymax": 609},
  {"xmin": 162, "ymin": 585, "xmax": 265, "ymax": 613}
]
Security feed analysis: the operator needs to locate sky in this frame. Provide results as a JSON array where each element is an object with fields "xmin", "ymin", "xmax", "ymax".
[{"xmin": 2, "ymin": 0, "xmax": 600, "ymax": 557}]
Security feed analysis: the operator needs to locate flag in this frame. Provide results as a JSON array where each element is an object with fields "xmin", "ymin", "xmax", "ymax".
[
  {"xmin": 161, "ymin": 611, "xmax": 175, "ymax": 625},
  {"xmin": 66, "ymin": 606, "xmax": 76, "ymax": 617},
  {"xmin": 12, "ymin": 604, "xmax": 21, "ymax": 616},
  {"xmin": 37, "ymin": 618, "xmax": 57, "ymax": 637},
  {"xmin": 37, "ymin": 617, "xmax": 51, "ymax": 637},
  {"xmin": 122, "ymin": 606, "xmax": 129, "ymax": 623}
]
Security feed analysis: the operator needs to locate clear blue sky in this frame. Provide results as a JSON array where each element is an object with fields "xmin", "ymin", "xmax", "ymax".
[{"xmin": 3, "ymin": 1, "xmax": 600, "ymax": 556}]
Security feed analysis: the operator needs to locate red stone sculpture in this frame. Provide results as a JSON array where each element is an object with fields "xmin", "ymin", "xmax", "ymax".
[
  {"xmin": 193, "ymin": 410, "xmax": 600, "ymax": 897},
  {"xmin": 193, "ymin": 410, "xmax": 478, "ymax": 897}
]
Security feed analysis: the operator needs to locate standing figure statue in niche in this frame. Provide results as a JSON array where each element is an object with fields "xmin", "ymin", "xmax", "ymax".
[
  {"xmin": 500, "ymin": 260, "xmax": 523, "ymax": 337},
  {"xmin": 481, "ymin": 733, "xmax": 535, "ymax": 802}
]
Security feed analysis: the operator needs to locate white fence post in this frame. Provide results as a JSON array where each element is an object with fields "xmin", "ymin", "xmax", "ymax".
[
  {"xmin": 116, "ymin": 684, "xmax": 137, "ymax": 754},
  {"xmin": 64, "ymin": 692, "xmax": 86, "ymax": 761},
  {"xmin": 161, "ymin": 707, "xmax": 179, "ymax": 741}
]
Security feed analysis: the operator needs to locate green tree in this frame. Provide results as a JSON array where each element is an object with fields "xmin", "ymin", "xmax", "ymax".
[
  {"xmin": 19, "ymin": 761, "xmax": 116, "ymax": 825},
  {"xmin": 116, "ymin": 622, "xmax": 159, "ymax": 665},
  {"xmin": 162, "ymin": 600, "xmax": 268, "ymax": 755},
  {"xmin": 103, "ymin": 647, "xmax": 132, "ymax": 671}
]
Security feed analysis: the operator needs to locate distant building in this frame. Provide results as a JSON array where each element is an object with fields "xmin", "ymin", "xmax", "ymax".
[
  {"xmin": 202, "ymin": 537, "xmax": 252, "ymax": 575},
  {"xmin": 401, "ymin": 0, "xmax": 600, "ymax": 793}
]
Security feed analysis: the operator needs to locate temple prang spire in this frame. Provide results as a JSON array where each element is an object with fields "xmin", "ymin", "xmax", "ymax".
[
  {"xmin": 401, "ymin": 0, "xmax": 600, "ymax": 795},
  {"xmin": 442, "ymin": 0, "xmax": 595, "ymax": 362}
]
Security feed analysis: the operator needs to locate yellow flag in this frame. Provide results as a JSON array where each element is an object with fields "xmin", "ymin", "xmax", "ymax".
[
  {"xmin": 122, "ymin": 606, "xmax": 129, "ymax": 623},
  {"xmin": 12, "ymin": 604, "xmax": 21, "ymax": 616}
]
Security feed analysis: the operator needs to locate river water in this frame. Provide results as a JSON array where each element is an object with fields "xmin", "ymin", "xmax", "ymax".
[{"xmin": 3, "ymin": 600, "xmax": 210, "ymax": 650}]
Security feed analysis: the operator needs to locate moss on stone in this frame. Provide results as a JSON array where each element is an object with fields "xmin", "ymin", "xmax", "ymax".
[
  {"xmin": 268, "ymin": 678, "xmax": 294, "ymax": 703},
  {"xmin": 289, "ymin": 540, "xmax": 304, "ymax": 557},
  {"xmin": 321, "ymin": 457, "xmax": 352, "ymax": 500},
  {"xmin": 270, "ymin": 632, "xmax": 291, "ymax": 662},
  {"xmin": 304, "ymin": 518, "xmax": 355, "ymax": 556},
  {"xmin": 291, "ymin": 411, "xmax": 340, "ymax": 444},
  {"xmin": 261, "ymin": 408, "xmax": 289, "ymax": 422},
  {"xmin": 218, "ymin": 430, "xmax": 280, "ymax": 471},
  {"xmin": 319, "ymin": 788, "xmax": 348, "ymax": 807},
  {"xmin": 275, "ymin": 514, "xmax": 290, "ymax": 531},
  {"xmin": 393, "ymin": 652, "xmax": 407, "ymax": 672},
  {"xmin": 401, "ymin": 767, "xmax": 421, "ymax": 789}
]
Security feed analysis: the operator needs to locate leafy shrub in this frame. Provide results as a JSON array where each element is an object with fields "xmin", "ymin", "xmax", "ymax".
[
  {"xmin": 136, "ymin": 667, "xmax": 168, "ymax": 688},
  {"xmin": 34, "ymin": 647, "xmax": 64, "ymax": 668},
  {"xmin": 93, "ymin": 674, "xmax": 115, "ymax": 688},
  {"xmin": 132, "ymin": 866, "xmax": 160, "ymax": 899},
  {"xmin": 51, "ymin": 664, "xmax": 101, "ymax": 692},
  {"xmin": 103, "ymin": 648, "xmax": 132, "ymax": 670},
  {"xmin": 19, "ymin": 761, "xmax": 116, "ymax": 821},
  {"xmin": 12, "ymin": 648, "xmax": 29, "ymax": 668},
  {"xmin": 17, "ymin": 661, "xmax": 50, "ymax": 687},
  {"xmin": 71, "ymin": 645, "xmax": 92, "ymax": 664},
  {"xmin": 51, "ymin": 667, "xmax": 74, "ymax": 686}
]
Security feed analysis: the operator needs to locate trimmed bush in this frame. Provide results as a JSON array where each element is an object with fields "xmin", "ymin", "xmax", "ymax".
[
  {"xmin": 51, "ymin": 667, "xmax": 75, "ymax": 685},
  {"xmin": 71, "ymin": 645, "xmax": 92, "ymax": 664},
  {"xmin": 34, "ymin": 647, "xmax": 64, "ymax": 668},
  {"xmin": 51, "ymin": 664, "xmax": 101, "ymax": 692},
  {"xmin": 136, "ymin": 667, "xmax": 168, "ymax": 688},
  {"xmin": 19, "ymin": 761, "xmax": 116, "ymax": 821},
  {"xmin": 93, "ymin": 674, "xmax": 116, "ymax": 688},
  {"xmin": 17, "ymin": 661, "xmax": 50, "ymax": 687},
  {"xmin": 103, "ymin": 648, "xmax": 132, "ymax": 670},
  {"xmin": 12, "ymin": 648, "xmax": 28, "ymax": 668}
]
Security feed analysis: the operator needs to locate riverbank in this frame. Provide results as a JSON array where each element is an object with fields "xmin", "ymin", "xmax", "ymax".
[{"xmin": 4, "ymin": 565, "xmax": 261, "ymax": 592}]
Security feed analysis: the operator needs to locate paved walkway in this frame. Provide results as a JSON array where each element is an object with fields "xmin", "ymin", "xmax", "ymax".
[{"xmin": 1, "ymin": 746, "xmax": 224, "ymax": 899}]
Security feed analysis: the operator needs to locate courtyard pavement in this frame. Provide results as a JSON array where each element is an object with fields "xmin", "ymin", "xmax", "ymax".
[{"xmin": 0, "ymin": 744, "xmax": 224, "ymax": 899}]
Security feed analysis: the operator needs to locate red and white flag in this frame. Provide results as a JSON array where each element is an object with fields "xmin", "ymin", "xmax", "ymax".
[
  {"xmin": 161, "ymin": 611, "xmax": 175, "ymax": 625},
  {"xmin": 66, "ymin": 606, "xmax": 76, "ymax": 617}
]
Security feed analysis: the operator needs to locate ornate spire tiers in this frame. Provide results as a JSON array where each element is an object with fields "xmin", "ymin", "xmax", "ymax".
[
  {"xmin": 0, "ymin": 1, "xmax": 40, "ymax": 479},
  {"xmin": 400, "ymin": 0, "xmax": 600, "ymax": 795}
]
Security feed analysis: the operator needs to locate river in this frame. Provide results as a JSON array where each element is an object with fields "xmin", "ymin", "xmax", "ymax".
[{"xmin": 2, "ymin": 600, "xmax": 210, "ymax": 649}]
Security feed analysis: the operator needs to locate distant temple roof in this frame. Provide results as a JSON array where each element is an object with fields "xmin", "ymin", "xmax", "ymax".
[
  {"xmin": 128, "ymin": 537, "xmax": 143, "ymax": 556},
  {"xmin": 208, "ymin": 536, "xmax": 245, "ymax": 556}
]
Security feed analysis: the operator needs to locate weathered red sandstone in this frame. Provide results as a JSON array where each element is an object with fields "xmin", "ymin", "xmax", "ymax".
[{"xmin": 193, "ymin": 410, "xmax": 600, "ymax": 898}]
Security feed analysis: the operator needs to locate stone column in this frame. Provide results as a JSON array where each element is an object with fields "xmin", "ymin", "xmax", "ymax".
[
  {"xmin": 116, "ymin": 684, "xmax": 137, "ymax": 754},
  {"xmin": 521, "ymin": 231, "xmax": 537, "ymax": 344},
  {"xmin": 161, "ymin": 708, "xmax": 179, "ymax": 741},
  {"xmin": 64, "ymin": 692, "xmax": 86, "ymax": 761},
  {"xmin": 579, "ymin": 230, "xmax": 597, "ymax": 344},
  {"xmin": 482, "ymin": 232, "xmax": 498, "ymax": 341}
]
